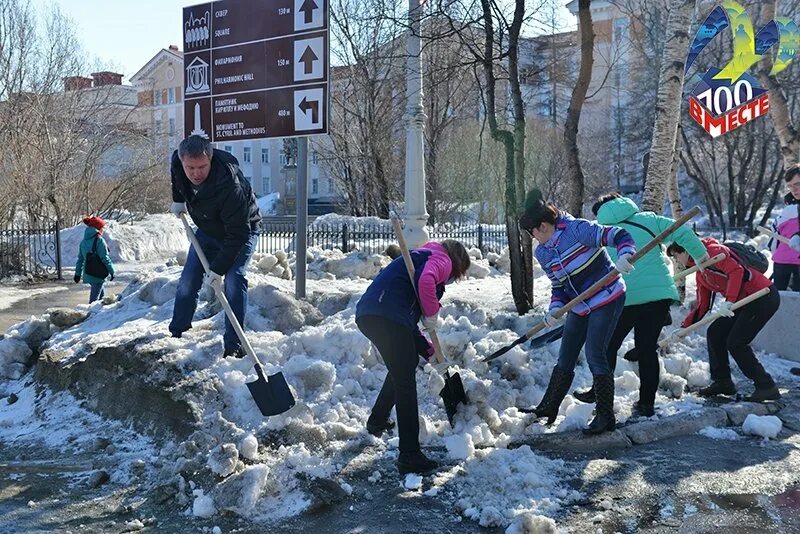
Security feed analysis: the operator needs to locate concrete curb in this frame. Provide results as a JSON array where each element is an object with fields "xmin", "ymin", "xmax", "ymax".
[{"xmin": 509, "ymin": 401, "xmax": 785, "ymax": 454}]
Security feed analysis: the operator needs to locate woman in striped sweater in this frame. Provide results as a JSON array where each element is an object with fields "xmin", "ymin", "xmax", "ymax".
[{"xmin": 519, "ymin": 189, "xmax": 636, "ymax": 434}]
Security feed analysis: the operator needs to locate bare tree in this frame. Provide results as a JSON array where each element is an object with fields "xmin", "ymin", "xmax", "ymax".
[
  {"xmin": 561, "ymin": 0, "xmax": 594, "ymax": 216},
  {"xmin": 640, "ymin": 0, "xmax": 697, "ymax": 213}
]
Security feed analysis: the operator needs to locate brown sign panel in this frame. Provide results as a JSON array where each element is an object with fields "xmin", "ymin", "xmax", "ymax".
[
  {"xmin": 184, "ymin": 83, "xmax": 328, "ymax": 142},
  {"xmin": 183, "ymin": 0, "xmax": 328, "ymax": 52},
  {"xmin": 183, "ymin": 0, "xmax": 329, "ymax": 141}
]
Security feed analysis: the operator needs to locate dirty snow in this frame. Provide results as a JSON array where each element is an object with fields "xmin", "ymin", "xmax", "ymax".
[
  {"xmin": 698, "ymin": 426, "xmax": 741, "ymax": 441},
  {"xmin": 742, "ymin": 414, "xmax": 783, "ymax": 440},
  {"xmin": 1, "ymin": 215, "xmax": 797, "ymax": 529}
]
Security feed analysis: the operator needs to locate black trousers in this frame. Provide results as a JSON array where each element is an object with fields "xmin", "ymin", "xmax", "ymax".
[
  {"xmin": 707, "ymin": 285, "xmax": 780, "ymax": 388},
  {"xmin": 356, "ymin": 315, "xmax": 420, "ymax": 453},
  {"xmin": 773, "ymin": 263, "xmax": 800, "ymax": 292},
  {"xmin": 605, "ymin": 299, "xmax": 672, "ymax": 406}
]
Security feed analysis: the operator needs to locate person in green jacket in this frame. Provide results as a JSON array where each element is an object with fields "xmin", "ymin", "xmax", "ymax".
[
  {"xmin": 573, "ymin": 193, "xmax": 708, "ymax": 417},
  {"xmin": 74, "ymin": 216, "xmax": 115, "ymax": 303}
]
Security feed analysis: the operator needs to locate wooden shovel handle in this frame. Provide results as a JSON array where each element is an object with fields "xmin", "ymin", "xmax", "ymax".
[
  {"xmin": 757, "ymin": 225, "xmax": 792, "ymax": 246},
  {"xmin": 520, "ymin": 206, "xmax": 703, "ymax": 343},
  {"xmin": 390, "ymin": 217, "xmax": 448, "ymax": 365},
  {"xmin": 672, "ymin": 253, "xmax": 725, "ymax": 281},
  {"xmin": 658, "ymin": 286, "xmax": 771, "ymax": 348}
]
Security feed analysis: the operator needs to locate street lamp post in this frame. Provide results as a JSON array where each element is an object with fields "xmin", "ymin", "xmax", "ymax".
[{"xmin": 403, "ymin": 0, "xmax": 429, "ymax": 248}]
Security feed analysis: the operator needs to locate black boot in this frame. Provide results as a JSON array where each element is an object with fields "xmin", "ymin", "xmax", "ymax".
[
  {"xmin": 366, "ymin": 418, "xmax": 395, "ymax": 437},
  {"xmin": 632, "ymin": 402, "xmax": 655, "ymax": 418},
  {"xmin": 745, "ymin": 386, "xmax": 781, "ymax": 402},
  {"xmin": 583, "ymin": 374, "xmax": 616, "ymax": 435},
  {"xmin": 573, "ymin": 387, "xmax": 595, "ymax": 403},
  {"xmin": 521, "ymin": 367, "xmax": 575, "ymax": 425},
  {"xmin": 698, "ymin": 380, "xmax": 736, "ymax": 397},
  {"xmin": 397, "ymin": 451, "xmax": 438, "ymax": 475}
]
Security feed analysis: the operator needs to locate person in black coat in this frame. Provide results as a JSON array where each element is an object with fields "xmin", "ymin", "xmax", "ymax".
[{"xmin": 168, "ymin": 135, "xmax": 261, "ymax": 358}]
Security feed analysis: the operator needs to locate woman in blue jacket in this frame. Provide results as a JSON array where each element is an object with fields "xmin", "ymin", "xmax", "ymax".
[
  {"xmin": 74, "ymin": 216, "xmax": 115, "ymax": 303},
  {"xmin": 519, "ymin": 189, "xmax": 635, "ymax": 435},
  {"xmin": 356, "ymin": 239, "xmax": 470, "ymax": 475}
]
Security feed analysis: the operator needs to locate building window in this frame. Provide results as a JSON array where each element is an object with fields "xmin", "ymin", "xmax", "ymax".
[
  {"xmin": 262, "ymin": 176, "xmax": 271, "ymax": 194},
  {"xmin": 312, "ymin": 150, "xmax": 318, "ymax": 165},
  {"xmin": 261, "ymin": 148, "xmax": 270, "ymax": 164},
  {"xmin": 169, "ymin": 118, "xmax": 176, "ymax": 136},
  {"xmin": 155, "ymin": 119, "xmax": 162, "ymax": 134},
  {"xmin": 280, "ymin": 153, "xmax": 288, "ymax": 166},
  {"xmin": 224, "ymin": 145, "xmax": 233, "ymax": 153},
  {"xmin": 243, "ymin": 146, "xmax": 252, "ymax": 163},
  {"xmin": 154, "ymin": 90, "xmax": 162, "ymax": 106},
  {"xmin": 168, "ymin": 87, "xmax": 176, "ymax": 104},
  {"xmin": 311, "ymin": 178, "xmax": 319, "ymax": 195},
  {"xmin": 328, "ymin": 177, "xmax": 334, "ymax": 194}
]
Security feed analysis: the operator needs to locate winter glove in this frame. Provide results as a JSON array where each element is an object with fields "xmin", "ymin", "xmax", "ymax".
[
  {"xmin": 614, "ymin": 253, "xmax": 635, "ymax": 274},
  {"xmin": 542, "ymin": 311, "xmax": 561, "ymax": 328},
  {"xmin": 73, "ymin": 274, "xmax": 81, "ymax": 284},
  {"xmin": 791, "ymin": 234, "xmax": 800, "ymax": 252},
  {"xmin": 170, "ymin": 202, "xmax": 187, "ymax": 218},
  {"xmin": 695, "ymin": 253, "xmax": 710, "ymax": 272},
  {"xmin": 205, "ymin": 271, "xmax": 223, "ymax": 292},
  {"xmin": 421, "ymin": 312, "xmax": 440, "ymax": 331},
  {"xmin": 717, "ymin": 300, "xmax": 735, "ymax": 318}
]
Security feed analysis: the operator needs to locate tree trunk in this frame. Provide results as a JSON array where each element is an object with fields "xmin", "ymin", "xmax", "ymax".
[
  {"xmin": 758, "ymin": 0, "xmax": 800, "ymax": 168},
  {"xmin": 641, "ymin": 0, "xmax": 696, "ymax": 213},
  {"xmin": 562, "ymin": 0, "xmax": 594, "ymax": 217}
]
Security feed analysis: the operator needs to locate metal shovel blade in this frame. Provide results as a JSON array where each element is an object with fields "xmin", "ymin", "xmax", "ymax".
[
  {"xmin": 529, "ymin": 325, "xmax": 565, "ymax": 350},
  {"xmin": 440, "ymin": 370, "xmax": 467, "ymax": 427},
  {"xmin": 246, "ymin": 364, "xmax": 296, "ymax": 416}
]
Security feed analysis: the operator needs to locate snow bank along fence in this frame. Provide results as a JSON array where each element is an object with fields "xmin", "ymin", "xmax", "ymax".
[
  {"xmin": 0, "ymin": 219, "xmax": 62, "ymax": 280},
  {"xmin": 256, "ymin": 219, "xmax": 508, "ymax": 255}
]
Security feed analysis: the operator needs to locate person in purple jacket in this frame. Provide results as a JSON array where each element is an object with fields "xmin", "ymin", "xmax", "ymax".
[
  {"xmin": 356, "ymin": 239, "xmax": 471, "ymax": 475},
  {"xmin": 519, "ymin": 189, "xmax": 636, "ymax": 434},
  {"xmin": 769, "ymin": 165, "xmax": 800, "ymax": 291}
]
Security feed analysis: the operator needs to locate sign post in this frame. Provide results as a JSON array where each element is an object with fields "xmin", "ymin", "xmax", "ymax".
[{"xmin": 182, "ymin": 0, "xmax": 330, "ymax": 298}]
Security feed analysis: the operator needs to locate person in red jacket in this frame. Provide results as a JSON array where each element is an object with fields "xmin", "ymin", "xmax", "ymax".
[{"xmin": 667, "ymin": 238, "xmax": 780, "ymax": 402}]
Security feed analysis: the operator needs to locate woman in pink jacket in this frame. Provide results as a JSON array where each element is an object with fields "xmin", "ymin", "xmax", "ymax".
[
  {"xmin": 770, "ymin": 165, "xmax": 800, "ymax": 291},
  {"xmin": 356, "ymin": 240, "xmax": 470, "ymax": 475}
]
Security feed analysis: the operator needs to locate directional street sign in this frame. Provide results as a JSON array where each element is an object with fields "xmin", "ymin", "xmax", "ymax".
[{"xmin": 182, "ymin": 0, "xmax": 329, "ymax": 141}]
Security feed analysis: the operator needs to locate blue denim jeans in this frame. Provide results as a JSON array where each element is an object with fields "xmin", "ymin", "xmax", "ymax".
[
  {"xmin": 89, "ymin": 283, "xmax": 105, "ymax": 303},
  {"xmin": 556, "ymin": 294, "xmax": 625, "ymax": 376},
  {"xmin": 169, "ymin": 229, "xmax": 257, "ymax": 352}
]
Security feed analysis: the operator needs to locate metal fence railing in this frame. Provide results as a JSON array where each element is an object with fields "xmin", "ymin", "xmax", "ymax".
[
  {"xmin": 256, "ymin": 220, "xmax": 509, "ymax": 256},
  {"xmin": 0, "ymin": 220, "xmax": 62, "ymax": 280}
]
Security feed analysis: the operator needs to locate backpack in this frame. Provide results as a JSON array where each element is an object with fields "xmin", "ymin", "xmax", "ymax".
[
  {"xmin": 85, "ymin": 237, "xmax": 109, "ymax": 279},
  {"xmin": 724, "ymin": 241, "xmax": 769, "ymax": 274}
]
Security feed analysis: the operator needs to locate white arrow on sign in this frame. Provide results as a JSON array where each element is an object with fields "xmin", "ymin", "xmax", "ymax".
[
  {"xmin": 294, "ymin": 87, "xmax": 324, "ymax": 131},
  {"xmin": 293, "ymin": 36, "xmax": 325, "ymax": 82},
  {"xmin": 294, "ymin": 0, "xmax": 324, "ymax": 32}
]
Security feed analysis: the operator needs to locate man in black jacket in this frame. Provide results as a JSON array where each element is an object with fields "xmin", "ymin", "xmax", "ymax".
[{"xmin": 168, "ymin": 135, "xmax": 262, "ymax": 358}]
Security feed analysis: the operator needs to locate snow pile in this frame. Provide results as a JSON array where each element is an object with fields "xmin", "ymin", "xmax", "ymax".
[
  {"xmin": 444, "ymin": 433, "xmax": 475, "ymax": 460},
  {"xmin": 60, "ymin": 214, "xmax": 187, "ymax": 263},
  {"xmin": 403, "ymin": 474, "xmax": 423, "ymax": 490},
  {"xmin": 257, "ymin": 192, "xmax": 280, "ymax": 216},
  {"xmin": 449, "ymin": 446, "xmax": 573, "ymax": 527},
  {"xmin": 742, "ymin": 414, "xmax": 783, "ymax": 439},
  {"xmin": 306, "ymin": 248, "xmax": 389, "ymax": 280},
  {"xmin": 505, "ymin": 513, "xmax": 558, "ymax": 534},
  {"xmin": 254, "ymin": 251, "xmax": 292, "ymax": 280},
  {"xmin": 698, "ymin": 426, "xmax": 740, "ymax": 441}
]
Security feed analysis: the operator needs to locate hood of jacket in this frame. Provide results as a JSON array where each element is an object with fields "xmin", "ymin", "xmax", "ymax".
[
  {"xmin": 596, "ymin": 196, "xmax": 639, "ymax": 225},
  {"xmin": 83, "ymin": 227, "xmax": 101, "ymax": 240}
]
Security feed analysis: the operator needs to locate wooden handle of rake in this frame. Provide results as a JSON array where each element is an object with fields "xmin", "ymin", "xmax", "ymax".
[
  {"xmin": 658, "ymin": 286, "xmax": 771, "ymax": 348},
  {"xmin": 483, "ymin": 206, "xmax": 702, "ymax": 362},
  {"xmin": 672, "ymin": 253, "xmax": 725, "ymax": 281},
  {"xmin": 757, "ymin": 225, "xmax": 792, "ymax": 246},
  {"xmin": 391, "ymin": 216, "xmax": 448, "ymax": 366}
]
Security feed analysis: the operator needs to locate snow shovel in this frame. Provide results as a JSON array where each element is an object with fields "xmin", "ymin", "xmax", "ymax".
[
  {"xmin": 484, "ymin": 206, "xmax": 703, "ymax": 363},
  {"xmin": 391, "ymin": 216, "xmax": 467, "ymax": 426},
  {"xmin": 180, "ymin": 213, "xmax": 295, "ymax": 416},
  {"xmin": 658, "ymin": 286, "xmax": 770, "ymax": 348},
  {"xmin": 527, "ymin": 254, "xmax": 722, "ymax": 351},
  {"xmin": 757, "ymin": 225, "xmax": 793, "ymax": 247}
]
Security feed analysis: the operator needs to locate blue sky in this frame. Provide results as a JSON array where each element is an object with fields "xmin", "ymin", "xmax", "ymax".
[{"xmin": 39, "ymin": 1, "xmax": 575, "ymax": 82}]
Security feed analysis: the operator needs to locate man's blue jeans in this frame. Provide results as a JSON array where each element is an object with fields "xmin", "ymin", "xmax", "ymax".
[
  {"xmin": 169, "ymin": 229, "xmax": 257, "ymax": 352},
  {"xmin": 89, "ymin": 283, "xmax": 105, "ymax": 303},
  {"xmin": 556, "ymin": 294, "xmax": 626, "ymax": 376}
]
